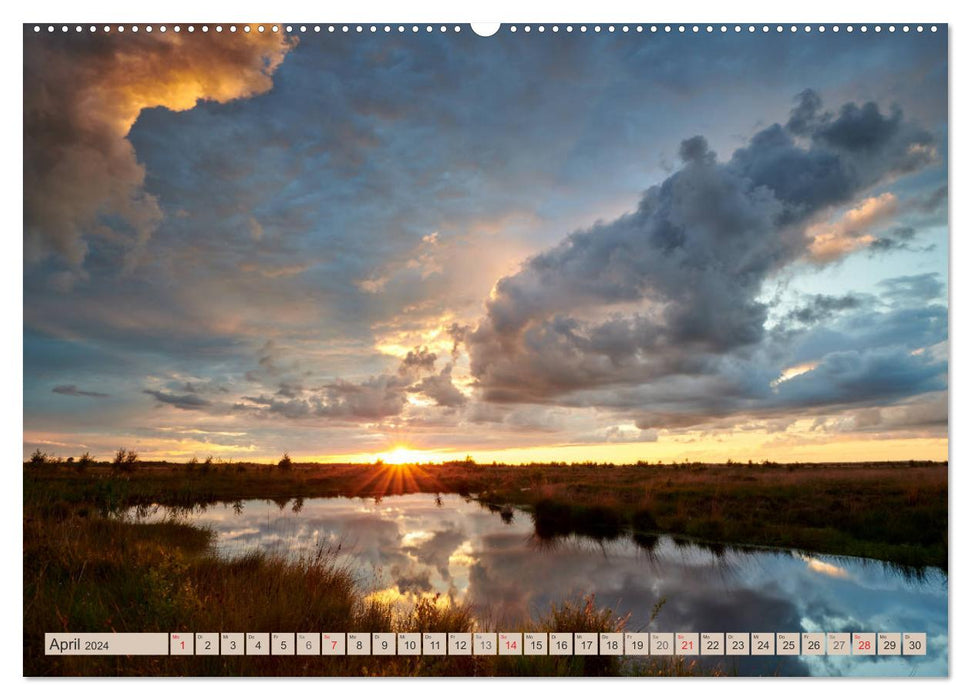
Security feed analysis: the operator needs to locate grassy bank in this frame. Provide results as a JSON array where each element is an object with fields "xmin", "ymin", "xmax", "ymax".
[
  {"xmin": 23, "ymin": 507, "xmax": 706, "ymax": 676},
  {"xmin": 24, "ymin": 460, "xmax": 948, "ymax": 569}
]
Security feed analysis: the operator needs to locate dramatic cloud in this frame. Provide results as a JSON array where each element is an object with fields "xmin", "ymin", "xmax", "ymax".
[
  {"xmin": 869, "ymin": 225, "xmax": 920, "ymax": 254},
  {"xmin": 399, "ymin": 347, "xmax": 438, "ymax": 376},
  {"xmin": 785, "ymin": 294, "xmax": 867, "ymax": 326},
  {"xmin": 468, "ymin": 91, "xmax": 939, "ymax": 418},
  {"xmin": 414, "ymin": 364, "xmax": 468, "ymax": 408},
  {"xmin": 879, "ymin": 274, "xmax": 945, "ymax": 303},
  {"xmin": 23, "ymin": 32, "xmax": 947, "ymax": 461},
  {"xmin": 233, "ymin": 343, "xmax": 468, "ymax": 422},
  {"xmin": 24, "ymin": 29, "xmax": 294, "ymax": 271}
]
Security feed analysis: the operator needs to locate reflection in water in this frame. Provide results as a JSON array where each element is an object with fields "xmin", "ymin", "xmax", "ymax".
[{"xmin": 129, "ymin": 493, "xmax": 946, "ymax": 677}]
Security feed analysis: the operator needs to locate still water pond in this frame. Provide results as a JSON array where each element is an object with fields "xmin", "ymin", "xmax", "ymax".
[{"xmin": 131, "ymin": 493, "xmax": 946, "ymax": 676}]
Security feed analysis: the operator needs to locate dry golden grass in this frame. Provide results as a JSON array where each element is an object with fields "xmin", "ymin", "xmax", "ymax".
[{"xmin": 26, "ymin": 459, "xmax": 947, "ymax": 570}]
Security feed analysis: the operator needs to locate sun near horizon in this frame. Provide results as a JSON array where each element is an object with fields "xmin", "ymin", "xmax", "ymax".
[{"xmin": 23, "ymin": 28, "xmax": 948, "ymax": 471}]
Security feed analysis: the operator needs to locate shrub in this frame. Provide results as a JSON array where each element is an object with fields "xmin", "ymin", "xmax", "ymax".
[
  {"xmin": 28, "ymin": 449, "xmax": 48, "ymax": 466},
  {"xmin": 76, "ymin": 452, "xmax": 94, "ymax": 473},
  {"xmin": 112, "ymin": 448, "xmax": 138, "ymax": 472},
  {"xmin": 278, "ymin": 452, "xmax": 293, "ymax": 471}
]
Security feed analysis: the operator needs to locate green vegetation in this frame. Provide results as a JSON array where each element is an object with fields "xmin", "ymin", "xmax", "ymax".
[
  {"xmin": 23, "ymin": 501, "xmax": 699, "ymax": 676},
  {"xmin": 24, "ymin": 457, "xmax": 945, "ymax": 676},
  {"xmin": 25, "ymin": 459, "xmax": 947, "ymax": 569}
]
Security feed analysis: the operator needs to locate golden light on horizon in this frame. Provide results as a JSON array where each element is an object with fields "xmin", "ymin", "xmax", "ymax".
[{"xmin": 377, "ymin": 445, "xmax": 435, "ymax": 465}]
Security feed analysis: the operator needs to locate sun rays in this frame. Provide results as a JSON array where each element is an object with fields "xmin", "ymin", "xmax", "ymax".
[{"xmin": 334, "ymin": 448, "xmax": 446, "ymax": 500}]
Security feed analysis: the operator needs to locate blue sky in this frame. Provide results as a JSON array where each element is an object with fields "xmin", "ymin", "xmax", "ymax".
[{"xmin": 23, "ymin": 27, "xmax": 948, "ymax": 462}]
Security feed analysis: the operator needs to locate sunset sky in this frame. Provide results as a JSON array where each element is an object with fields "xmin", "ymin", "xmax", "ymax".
[{"xmin": 23, "ymin": 26, "xmax": 948, "ymax": 463}]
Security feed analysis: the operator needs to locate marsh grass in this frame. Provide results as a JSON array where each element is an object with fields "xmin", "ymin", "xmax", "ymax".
[
  {"xmin": 22, "ymin": 460, "xmax": 946, "ymax": 674},
  {"xmin": 24, "ymin": 459, "xmax": 947, "ymax": 569},
  {"xmin": 24, "ymin": 502, "xmax": 718, "ymax": 676}
]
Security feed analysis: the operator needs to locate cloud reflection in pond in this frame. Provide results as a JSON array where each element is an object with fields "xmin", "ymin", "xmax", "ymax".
[{"xmin": 130, "ymin": 493, "xmax": 946, "ymax": 676}]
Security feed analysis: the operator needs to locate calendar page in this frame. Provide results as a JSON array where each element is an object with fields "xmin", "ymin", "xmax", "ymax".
[{"xmin": 22, "ymin": 20, "xmax": 948, "ymax": 678}]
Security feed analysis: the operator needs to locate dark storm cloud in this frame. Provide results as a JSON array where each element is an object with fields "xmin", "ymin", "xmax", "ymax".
[
  {"xmin": 787, "ymin": 301, "xmax": 946, "ymax": 368},
  {"xmin": 785, "ymin": 294, "xmax": 867, "ymax": 325},
  {"xmin": 773, "ymin": 347, "xmax": 945, "ymax": 408},
  {"xmin": 733, "ymin": 91, "xmax": 934, "ymax": 217},
  {"xmin": 414, "ymin": 364, "xmax": 468, "ymax": 408},
  {"xmin": 868, "ymin": 226, "xmax": 920, "ymax": 253},
  {"xmin": 469, "ymin": 91, "xmax": 938, "ymax": 410},
  {"xmin": 23, "ymin": 28, "xmax": 294, "ymax": 273},
  {"xmin": 878, "ymin": 273, "xmax": 945, "ymax": 303},
  {"xmin": 398, "ymin": 347, "xmax": 438, "ymax": 375},
  {"xmin": 22, "ymin": 29, "xmax": 947, "ymax": 457},
  {"xmin": 144, "ymin": 389, "xmax": 212, "ymax": 411},
  {"xmin": 52, "ymin": 385, "xmax": 109, "ymax": 399}
]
